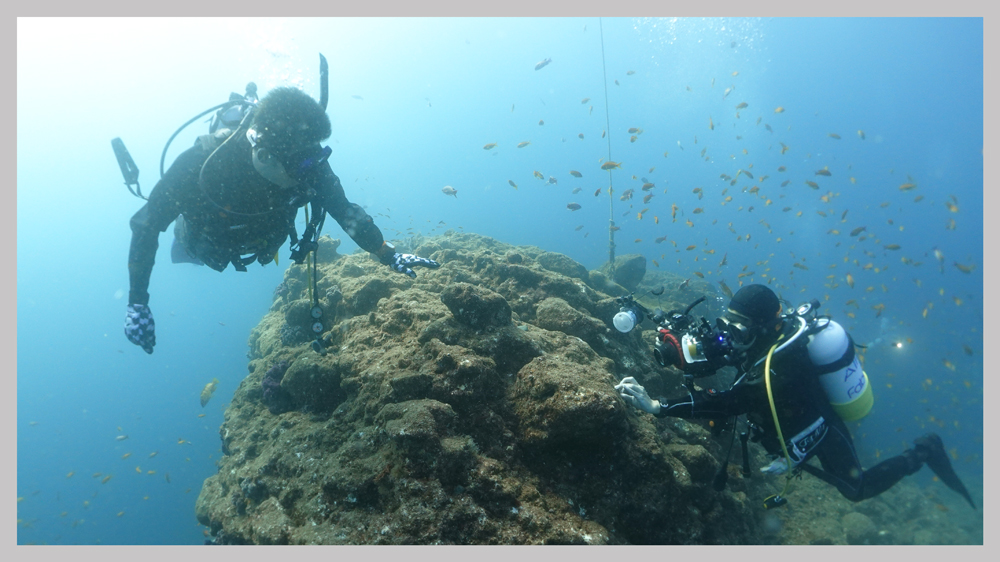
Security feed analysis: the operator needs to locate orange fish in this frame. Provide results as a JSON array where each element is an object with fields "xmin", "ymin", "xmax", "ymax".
[{"xmin": 600, "ymin": 161, "xmax": 621, "ymax": 170}]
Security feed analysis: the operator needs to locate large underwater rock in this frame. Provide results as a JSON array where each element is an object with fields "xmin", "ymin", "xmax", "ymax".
[{"xmin": 194, "ymin": 232, "xmax": 982, "ymax": 545}]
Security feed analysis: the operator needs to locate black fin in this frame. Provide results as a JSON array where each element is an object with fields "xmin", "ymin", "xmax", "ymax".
[{"xmin": 915, "ymin": 433, "xmax": 976, "ymax": 509}]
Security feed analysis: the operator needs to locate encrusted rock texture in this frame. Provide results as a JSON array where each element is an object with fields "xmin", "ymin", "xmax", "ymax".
[{"xmin": 194, "ymin": 232, "xmax": 981, "ymax": 545}]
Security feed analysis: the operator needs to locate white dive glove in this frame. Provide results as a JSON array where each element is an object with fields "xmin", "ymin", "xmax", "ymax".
[
  {"xmin": 760, "ymin": 457, "xmax": 790, "ymax": 475},
  {"xmin": 615, "ymin": 376, "xmax": 661, "ymax": 415}
]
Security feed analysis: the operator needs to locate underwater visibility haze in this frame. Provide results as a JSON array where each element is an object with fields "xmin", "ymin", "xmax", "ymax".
[{"xmin": 16, "ymin": 17, "xmax": 983, "ymax": 544}]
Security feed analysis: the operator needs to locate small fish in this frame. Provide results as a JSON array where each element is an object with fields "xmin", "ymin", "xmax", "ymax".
[
  {"xmin": 569, "ymin": 170, "xmax": 583, "ymax": 178},
  {"xmin": 575, "ymin": 225, "xmax": 584, "ymax": 231},
  {"xmin": 572, "ymin": 187, "xmax": 582, "ymax": 194},
  {"xmin": 600, "ymin": 161, "xmax": 621, "ymax": 170},
  {"xmin": 534, "ymin": 171, "xmax": 544, "ymax": 180},
  {"xmin": 846, "ymin": 273, "xmax": 855, "ymax": 288},
  {"xmin": 539, "ymin": 120, "xmax": 544, "ymax": 126},
  {"xmin": 774, "ymin": 106, "xmax": 785, "ymax": 113},
  {"xmin": 566, "ymin": 203, "xmax": 581, "ymax": 211},
  {"xmin": 884, "ymin": 244, "xmax": 901, "ymax": 251},
  {"xmin": 517, "ymin": 141, "xmax": 530, "ymax": 148},
  {"xmin": 765, "ymin": 124, "xmax": 773, "ymax": 133},
  {"xmin": 534, "ymin": 58, "xmax": 552, "ymax": 71},
  {"xmin": 686, "ymin": 245, "xmax": 696, "ymax": 251},
  {"xmin": 511, "ymin": 104, "xmax": 515, "ymax": 112},
  {"xmin": 594, "ymin": 188, "xmax": 602, "ymax": 197},
  {"xmin": 693, "ymin": 208, "xmax": 704, "ymax": 214},
  {"xmin": 483, "ymin": 143, "xmax": 497, "ymax": 150},
  {"xmin": 781, "ymin": 181, "xmax": 790, "ymax": 187},
  {"xmin": 626, "ymin": 70, "xmax": 635, "ymax": 75},
  {"xmin": 602, "ymin": 130, "xmax": 606, "ymax": 138},
  {"xmin": 630, "ymin": 135, "xmax": 638, "ymax": 143},
  {"xmin": 953, "ymin": 262, "xmax": 975, "ymax": 274},
  {"xmin": 898, "ymin": 182, "xmax": 917, "ymax": 191},
  {"xmin": 945, "ymin": 201, "xmax": 959, "ymax": 213},
  {"xmin": 508, "ymin": 180, "xmax": 518, "ymax": 190},
  {"xmin": 655, "ymin": 236, "xmax": 667, "ymax": 244},
  {"xmin": 122, "ymin": 452, "xmax": 131, "ymax": 459},
  {"xmin": 828, "ymin": 133, "xmax": 841, "ymax": 139},
  {"xmin": 815, "ymin": 168, "xmax": 831, "ymax": 176},
  {"xmin": 793, "ymin": 263, "xmax": 809, "ymax": 270},
  {"xmin": 850, "ymin": 226, "xmax": 866, "ymax": 236},
  {"xmin": 718, "ymin": 280, "xmax": 734, "ymax": 298},
  {"xmin": 149, "ymin": 451, "xmax": 158, "ymax": 458},
  {"xmin": 200, "ymin": 378, "xmax": 220, "ymax": 408},
  {"xmin": 709, "ymin": 117, "xmax": 714, "ymax": 130},
  {"xmin": 857, "ymin": 130, "xmax": 866, "ymax": 140},
  {"xmin": 116, "ymin": 435, "xmax": 129, "ymax": 441},
  {"xmin": 441, "ymin": 186, "xmax": 458, "ymax": 197},
  {"xmin": 578, "ymin": 133, "xmax": 585, "ymax": 139},
  {"xmin": 547, "ymin": 176, "xmax": 557, "ymax": 184},
  {"xmin": 581, "ymin": 97, "xmax": 590, "ymax": 104},
  {"xmin": 101, "ymin": 475, "xmax": 112, "ymax": 484},
  {"xmin": 693, "ymin": 271, "xmax": 705, "ymax": 278},
  {"xmin": 805, "ymin": 180, "xmax": 819, "ymax": 189},
  {"xmin": 735, "ymin": 102, "xmax": 748, "ymax": 109}
]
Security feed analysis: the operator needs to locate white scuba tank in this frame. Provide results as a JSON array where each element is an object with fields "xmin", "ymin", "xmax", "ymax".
[{"xmin": 806, "ymin": 318, "xmax": 874, "ymax": 421}]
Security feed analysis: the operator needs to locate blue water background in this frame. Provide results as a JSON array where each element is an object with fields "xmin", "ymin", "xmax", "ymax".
[{"xmin": 17, "ymin": 17, "xmax": 983, "ymax": 544}]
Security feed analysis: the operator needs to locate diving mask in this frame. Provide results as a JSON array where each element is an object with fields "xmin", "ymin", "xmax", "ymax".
[
  {"xmin": 247, "ymin": 127, "xmax": 331, "ymax": 189},
  {"xmin": 717, "ymin": 309, "xmax": 756, "ymax": 349}
]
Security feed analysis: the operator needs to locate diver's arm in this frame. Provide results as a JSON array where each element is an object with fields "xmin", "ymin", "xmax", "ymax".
[
  {"xmin": 654, "ymin": 382, "xmax": 755, "ymax": 419},
  {"xmin": 313, "ymin": 164, "xmax": 388, "ymax": 257},
  {"xmin": 127, "ymin": 147, "xmax": 202, "ymax": 305}
]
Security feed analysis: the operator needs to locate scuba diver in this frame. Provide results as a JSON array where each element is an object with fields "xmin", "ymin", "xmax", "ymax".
[
  {"xmin": 121, "ymin": 69, "xmax": 439, "ymax": 355},
  {"xmin": 615, "ymin": 284, "xmax": 976, "ymax": 509}
]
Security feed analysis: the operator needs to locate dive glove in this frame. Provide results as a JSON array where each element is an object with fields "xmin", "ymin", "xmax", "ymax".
[
  {"xmin": 388, "ymin": 253, "xmax": 440, "ymax": 278},
  {"xmin": 615, "ymin": 376, "xmax": 661, "ymax": 415},
  {"xmin": 125, "ymin": 303, "xmax": 156, "ymax": 354}
]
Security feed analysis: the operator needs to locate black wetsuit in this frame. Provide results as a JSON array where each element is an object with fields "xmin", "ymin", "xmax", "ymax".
[
  {"xmin": 655, "ymin": 320, "xmax": 922, "ymax": 502},
  {"xmin": 128, "ymin": 132, "xmax": 385, "ymax": 307}
]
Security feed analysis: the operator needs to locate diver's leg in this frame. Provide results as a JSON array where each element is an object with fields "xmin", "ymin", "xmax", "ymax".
[{"xmin": 801, "ymin": 420, "xmax": 867, "ymax": 501}]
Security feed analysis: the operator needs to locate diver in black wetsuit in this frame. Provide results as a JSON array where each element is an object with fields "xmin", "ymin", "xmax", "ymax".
[
  {"xmin": 616, "ymin": 284, "xmax": 976, "ymax": 509},
  {"xmin": 124, "ymin": 86, "xmax": 439, "ymax": 354}
]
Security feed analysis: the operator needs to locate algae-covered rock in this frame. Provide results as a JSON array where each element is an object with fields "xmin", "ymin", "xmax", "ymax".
[
  {"xmin": 280, "ymin": 354, "xmax": 348, "ymax": 413},
  {"xmin": 535, "ymin": 251, "xmax": 588, "ymax": 280},
  {"xmin": 842, "ymin": 511, "xmax": 878, "ymax": 545},
  {"xmin": 198, "ymin": 232, "xmax": 790, "ymax": 545},
  {"xmin": 597, "ymin": 254, "xmax": 646, "ymax": 291},
  {"xmin": 440, "ymin": 282, "xmax": 512, "ymax": 329}
]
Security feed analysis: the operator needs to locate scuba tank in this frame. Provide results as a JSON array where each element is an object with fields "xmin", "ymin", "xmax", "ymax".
[{"xmin": 806, "ymin": 318, "xmax": 874, "ymax": 422}]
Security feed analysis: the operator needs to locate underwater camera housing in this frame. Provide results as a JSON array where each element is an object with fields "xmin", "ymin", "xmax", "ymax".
[{"xmin": 652, "ymin": 297, "xmax": 744, "ymax": 374}]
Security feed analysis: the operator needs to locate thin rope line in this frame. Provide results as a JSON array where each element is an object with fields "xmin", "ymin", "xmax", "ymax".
[{"xmin": 600, "ymin": 17, "xmax": 616, "ymax": 276}]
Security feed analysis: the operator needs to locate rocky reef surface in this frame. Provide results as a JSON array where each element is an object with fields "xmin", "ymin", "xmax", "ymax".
[{"xmin": 195, "ymin": 232, "xmax": 982, "ymax": 545}]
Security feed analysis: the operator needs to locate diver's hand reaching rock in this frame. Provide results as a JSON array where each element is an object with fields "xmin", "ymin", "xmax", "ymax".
[
  {"xmin": 615, "ymin": 376, "xmax": 661, "ymax": 414},
  {"xmin": 125, "ymin": 303, "xmax": 156, "ymax": 354},
  {"xmin": 386, "ymin": 253, "xmax": 440, "ymax": 278}
]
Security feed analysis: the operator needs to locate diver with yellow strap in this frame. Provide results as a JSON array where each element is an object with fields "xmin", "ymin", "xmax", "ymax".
[{"xmin": 616, "ymin": 284, "xmax": 976, "ymax": 510}]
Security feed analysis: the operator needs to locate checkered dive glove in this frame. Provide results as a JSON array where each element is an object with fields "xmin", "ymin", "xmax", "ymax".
[
  {"xmin": 386, "ymin": 253, "xmax": 440, "ymax": 278},
  {"xmin": 125, "ymin": 303, "xmax": 156, "ymax": 354}
]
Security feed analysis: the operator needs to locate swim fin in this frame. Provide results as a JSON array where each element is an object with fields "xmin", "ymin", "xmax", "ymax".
[{"xmin": 914, "ymin": 433, "xmax": 976, "ymax": 509}]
